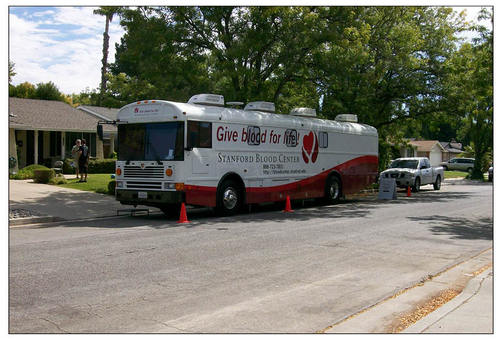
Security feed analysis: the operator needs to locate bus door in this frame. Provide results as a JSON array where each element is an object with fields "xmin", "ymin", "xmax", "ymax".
[{"xmin": 187, "ymin": 121, "xmax": 212, "ymax": 174}]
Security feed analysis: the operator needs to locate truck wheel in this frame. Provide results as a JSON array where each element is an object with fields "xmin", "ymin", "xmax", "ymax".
[
  {"xmin": 433, "ymin": 175, "xmax": 441, "ymax": 190},
  {"xmin": 467, "ymin": 167, "xmax": 473, "ymax": 174},
  {"xmin": 216, "ymin": 180, "xmax": 242, "ymax": 216},
  {"xmin": 412, "ymin": 177, "xmax": 421, "ymax": 193},
  {"xmin": 324, "ymin": 176, "xmax": 342, "ymax": 204}
]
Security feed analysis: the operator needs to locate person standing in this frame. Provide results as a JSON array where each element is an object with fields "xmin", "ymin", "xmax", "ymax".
[
  {"xmin": 71, "ymin": 139, "xmax": 81, "ymax": 179},
  {"xmin": 78, "ymin": 139, "xmax": 90, "ymax": 182}
]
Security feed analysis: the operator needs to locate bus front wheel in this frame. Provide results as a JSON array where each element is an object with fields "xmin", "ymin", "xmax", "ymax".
[{"xmin": 216, "ymin": 180, "xmax": 242, "ymax": 216}]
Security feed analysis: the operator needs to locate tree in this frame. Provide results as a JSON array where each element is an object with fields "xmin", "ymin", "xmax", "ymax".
[
  {"xmin": 9, "ymin": 61, "xmax": 16, "ymax": 84},
  {"xmin": 34, "ymin": 81, "xmax": 64, "ymax": 101},
  {"xmin": 441, "ymin": 9, "xmax": 492, "ymax": 178},
  {"xmin": 94, "ymin": 6, "xmax": 121, "ymax": 106}
]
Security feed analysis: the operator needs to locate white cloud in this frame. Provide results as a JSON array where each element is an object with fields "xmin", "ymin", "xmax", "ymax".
[{"xmin": 9, "ymin": 7, "xmax": 125, "ymax": 94}]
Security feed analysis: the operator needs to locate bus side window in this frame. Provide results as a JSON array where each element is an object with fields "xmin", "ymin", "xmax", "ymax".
[
  {"xmin": 247, "ymin": 126, "xmax": 261, "ymax": 146},
  {"xmin": 284, "ymin": 129, "xmax": 298, "ymax": 147},
  {"xmin": 188, "ymin": 121, "xmax": 212, "ymax": 149},
  {"xmin": 319, "ymin": 131, "xmax": 328, "ymax": 148}
]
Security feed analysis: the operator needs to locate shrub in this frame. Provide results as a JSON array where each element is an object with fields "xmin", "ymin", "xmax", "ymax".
[
  {"xmin": 10, "ymin": 164, "xmax": 50, "ymax": 179},
  {"xmin": 88, "ymin": 158, "xmax": 116, "ymax": 174},
  {"xmin": 63, "ymin": 158, "xmax": 76, "ymax": 174},
  {"xmin": 108, "ymin": 180, "xmax": 116, "ymax": 195},
  {"xmin": 63, "ymin": 158, "xmax": 116, "ymax": 174},
  {"xmin": 49, "ymin": 174, "xmax": 68, "ymax": 185},
  {"xmin": 33, "ymin": 169, "xmax": 55, "ymax": 183}
]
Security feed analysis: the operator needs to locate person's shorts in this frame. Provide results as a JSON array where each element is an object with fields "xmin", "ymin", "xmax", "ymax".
[{"xmin": 79, "ymin": 163, "xmax": 88, "ymax": 174}]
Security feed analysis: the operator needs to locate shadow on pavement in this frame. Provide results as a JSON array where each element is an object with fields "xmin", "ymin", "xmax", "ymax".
[{"xmin": 407, "ymin": 215, "xmax": 493, "ymax": 241}]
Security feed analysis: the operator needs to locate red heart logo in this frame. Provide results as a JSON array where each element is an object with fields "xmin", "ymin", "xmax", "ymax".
[{"xmin": 302, "ymin": 131, "xmax": 318, "ymax": 163}]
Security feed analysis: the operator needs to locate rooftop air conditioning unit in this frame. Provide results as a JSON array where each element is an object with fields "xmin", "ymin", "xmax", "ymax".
[
  {"xmin": 290, "ymin": 107, "xmax": 317, "ymax": 118},
  {"xmin": 244, "ymin": 101, "xmax": 275, "ymax": 113},
  {"xmin": 335, "ymin": 114, "xmax": 358, "ymax": 123},
  {"xmin": 188, "ymin": 94, "xmax": 225, "ymax": 107}
]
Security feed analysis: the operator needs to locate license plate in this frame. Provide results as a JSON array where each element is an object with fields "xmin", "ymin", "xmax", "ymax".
[{"xmin": 138, "ymin": 191, "xmax": 147, "ymax": 199}]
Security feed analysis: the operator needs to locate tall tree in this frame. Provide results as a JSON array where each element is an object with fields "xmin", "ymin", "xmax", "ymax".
[
  {"xmin": 441, "ymin": 9, "xmax": 493, "ymax": 178},
  {"xmin": 94, "ymin": 6, "xmax": 120, "ymax": 106}
]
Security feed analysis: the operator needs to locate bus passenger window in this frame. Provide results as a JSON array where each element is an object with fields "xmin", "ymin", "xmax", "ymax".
[
  {"xmin": 284, "ymin": 129, "xmax": 298, "ymax": 147},
  {"xmin": 319, "ymin": 132, "xmax": 328, "ymax": 148},
  {"xmin": 247, "ymin": 126, "xmax": 261, "ymax": 146},
  {"xmin": 188, "ymin": 121, "xmax": 212, "ymax": 148}
]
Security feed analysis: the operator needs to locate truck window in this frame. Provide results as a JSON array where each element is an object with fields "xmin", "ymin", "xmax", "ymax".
[{"xmin": 188, "ymin": 121, "xmax": 212, "ymax": 148}]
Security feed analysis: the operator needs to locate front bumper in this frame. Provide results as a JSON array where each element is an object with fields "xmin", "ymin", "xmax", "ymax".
[{"xmin": 116, "ymin": 189, "xmax": 184, "ymax": 207}]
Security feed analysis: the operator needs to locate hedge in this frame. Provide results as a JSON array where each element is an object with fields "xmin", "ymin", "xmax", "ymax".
[
  {"xmin": 63, "ymin": 158, "xmax": 116, "ymax": 174},
  {"xmin": 10, "ymin": 164, "xmax": 50, "ymax": 179},
  {"xmin": 33, "ymin": 169, "xmax": 55, "ymax": 183}
]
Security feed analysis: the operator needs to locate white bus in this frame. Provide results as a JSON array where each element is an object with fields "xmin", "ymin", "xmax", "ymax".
[{"xmin": 113, "ymin": 94, "xmax": 378, "ymax": 215}]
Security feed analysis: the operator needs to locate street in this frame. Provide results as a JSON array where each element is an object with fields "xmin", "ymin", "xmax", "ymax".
[{"xmin": 9, "ymin": 182, "xmax": 492, "ymax": 333}]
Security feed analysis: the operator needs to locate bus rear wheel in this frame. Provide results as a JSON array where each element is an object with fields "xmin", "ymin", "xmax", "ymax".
[
  {"xmin": 216, "ymin": 180, "xmax": 243, "ymax": 216},
  {"xmin": 324, "ymin": 175, "xmax": 342, "ymax": 204}
]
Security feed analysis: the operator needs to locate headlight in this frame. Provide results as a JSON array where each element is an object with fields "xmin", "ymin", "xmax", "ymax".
[{"xmin": 116, "ymin": 181, "xmax": 124, "ymax": 188}]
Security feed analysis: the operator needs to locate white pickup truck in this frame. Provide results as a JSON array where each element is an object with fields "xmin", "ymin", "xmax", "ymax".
[{"xmin": 380, "ymin": 157, "xmax": 444, "ymax": 192}]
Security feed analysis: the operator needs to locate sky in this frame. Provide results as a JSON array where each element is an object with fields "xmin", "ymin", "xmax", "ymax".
[
  {"xmin": 8, "ymin": 5, "xmax": 493, "ymax": 96},
  {"xmin": 9, "ymin": 6, "xmax": 125, "ymax": 95}
]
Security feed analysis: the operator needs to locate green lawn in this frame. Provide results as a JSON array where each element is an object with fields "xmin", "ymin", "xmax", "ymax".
[
  {"xmin": 444, "ymin": 170, "xmax": 468, "ymax": 179},
  {"xmin": 59, "ymin": 173, "xmax": 114, "ymax": 195}
]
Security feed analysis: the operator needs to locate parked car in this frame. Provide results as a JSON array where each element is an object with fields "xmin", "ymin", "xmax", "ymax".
[
  {"xmin": 488, "ymin": 164, "xmax": 493, "ymax": 182},
  {"xmin": 440, "ymin": 158, "xmax": 475, "ymax": 173},
  {"xmin": 380, "ymin": 157, "xmax": 444, "ymax": 192}
]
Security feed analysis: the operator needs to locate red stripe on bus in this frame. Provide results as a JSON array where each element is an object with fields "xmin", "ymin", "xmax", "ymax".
[{"xmin": 185, "ymin": 155, "xmax": 378, "ymax": 207}]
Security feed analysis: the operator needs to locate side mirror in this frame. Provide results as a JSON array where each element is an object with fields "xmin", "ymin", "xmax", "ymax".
[{"xmin": 97, "ymin": 124, "xmax": 104, "ymax": 140}]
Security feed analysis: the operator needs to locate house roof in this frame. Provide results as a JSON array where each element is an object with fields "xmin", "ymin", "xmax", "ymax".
[
  {"xmin": 9, "ymin": 97, "xmax": 116, "ymax": 133},
  {"xmin": 440, "ymin": 141, "xmax": 463, "ymax": 153},
  {"xmin": 77, "ymin": 105, "xmax": 119, "ymax": 121},
  {"xmin": 409, "ymin": 140, "xmax": 446, "ymax": 152}
]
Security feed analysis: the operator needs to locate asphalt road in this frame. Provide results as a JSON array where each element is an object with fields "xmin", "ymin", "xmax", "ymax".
[{"xmin": 9, "ymin": 182, "xmax": 492, "ymax": 333}]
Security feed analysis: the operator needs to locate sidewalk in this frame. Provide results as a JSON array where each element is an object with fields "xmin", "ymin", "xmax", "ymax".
[
  {"xmin": 8, "ymin": 179, "xmax": 160, "ymax": 226},
  {"xmin": 324, "ymin": 248, "xmax": 492, "ymax": 333}
]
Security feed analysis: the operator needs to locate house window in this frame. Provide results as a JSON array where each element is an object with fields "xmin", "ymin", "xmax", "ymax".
[{"xmin": 49, "ymin": 131, "xmax": 61, "ymax": 157}]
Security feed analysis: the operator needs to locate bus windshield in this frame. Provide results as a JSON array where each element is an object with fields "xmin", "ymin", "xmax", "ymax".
[
  {"xmin": 118, "ymin": 122, "xmax": 184, "ymax": 161},
  {"xmin": 389, "ymin": 159, "xmax": 419, "ymax": 169}
]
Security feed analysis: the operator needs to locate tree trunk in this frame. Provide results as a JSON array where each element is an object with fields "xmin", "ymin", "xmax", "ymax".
[{"xmin": 99, "ymin": 16, "xmax": 111, "ymax": 106}]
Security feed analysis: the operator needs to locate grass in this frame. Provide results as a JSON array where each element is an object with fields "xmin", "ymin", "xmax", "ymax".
[
  {"xmin": 59, "ymin": 173, "xmax": 115, "ymax": 195},
  {"xmin": 444, "ymin": 170, "xmax": 468, "ymax": 179}
]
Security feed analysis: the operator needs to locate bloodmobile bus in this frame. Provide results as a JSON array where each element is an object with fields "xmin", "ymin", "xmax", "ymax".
[{"xmin": 113, "ymin": 94, "xmax": 378, "ymax": 215}]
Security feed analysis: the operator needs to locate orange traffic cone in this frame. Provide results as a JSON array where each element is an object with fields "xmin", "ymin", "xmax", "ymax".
[
  {"xmin": 283, "ymin": 195, "xmax": 294, "ymax": 213},
  {"xmin": 407, "ymin": 186, "xmax": 412, "ymax": 197},
  {"xmin": 177, "ymin": 203, "xmax": 190, "ymax": 223}
]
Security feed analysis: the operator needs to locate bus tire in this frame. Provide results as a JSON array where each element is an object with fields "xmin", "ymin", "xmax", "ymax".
[
  {"xmin": 324, "ymin": 175, "xmax": 342, "ymax": 204},
  {"xmin": 216, "ymin": 179, "xmax": 243, "ymax": 216}
]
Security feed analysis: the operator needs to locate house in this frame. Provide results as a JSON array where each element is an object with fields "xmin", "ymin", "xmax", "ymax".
[
  {"xmin": 8, "ymin": 97, "xmax": 117, "ymax": 171},
  {"xmin": 439, "ymin": 140, "xmax": 463, "ymax": 162},
  {"xmin": 399, "ymin": 140, "xmax": 447, "ymax": 166},
  {"xmin": 76, "ymin": 105, "xmax": 119, "ymax": 158}
]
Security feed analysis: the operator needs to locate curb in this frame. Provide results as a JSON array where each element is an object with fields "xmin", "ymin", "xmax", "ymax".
[
  {"xmin": 9, "ymin": 216, "xmax": 65, "ymax": 226},
  {"xmin": 403, "ymin": 268, "xmax": 493, "ymax": 333}
]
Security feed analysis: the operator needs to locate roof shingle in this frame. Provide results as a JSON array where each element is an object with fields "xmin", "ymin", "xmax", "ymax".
[{"xmin": 9, "ymin": 98, "xmax": 116, "ymax": 132}]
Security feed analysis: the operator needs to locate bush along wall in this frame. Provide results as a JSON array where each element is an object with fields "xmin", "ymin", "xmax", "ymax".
[
  {"xmin": 33, "ymin": 169, "xmax": 55, "ymax": 183},
  {"xmin": 63, "ymin": 158, "xmax": 116, "ymax": 174}
]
